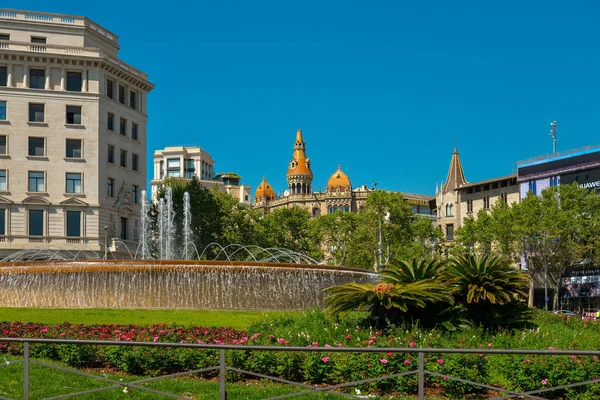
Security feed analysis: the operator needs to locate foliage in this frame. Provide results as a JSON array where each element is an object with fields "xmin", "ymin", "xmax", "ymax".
[{"xmin": 442, "ymin": 254, "xmax": 532, "ymax": 330}]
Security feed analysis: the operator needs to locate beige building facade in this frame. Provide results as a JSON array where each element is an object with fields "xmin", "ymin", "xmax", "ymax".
[
  {"xmin": 151, "ymin": 146, "xmax": 251, "ymax": 205},
  {"xmin": 0, "ymin": 9, "xmax": 153, "ymax": 258},
  {"xmin": 254, "ymin": 129, "xmax": 435, "ymax": 218},
  {"xmin": 435, "ymin": 149, "xmax": 519, "ymax": 241}
]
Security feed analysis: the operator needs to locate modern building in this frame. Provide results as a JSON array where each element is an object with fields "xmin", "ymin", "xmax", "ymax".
[
  {"xmin": 435, "ymin": 149, "xmax": 519, "ymax": 241},
  {"xmin": 151, "ymin": 146, "xmax": 251, "ymax": 205},
  {"xmin": 517, "ymin": 145, "xmax": 600, "ymax": 197},
  {"xmin": 0, "ymin": 9, "xmax": 153, "ymax": 258},
  {"xmin": 254, "ymin": 129, "xmax": 436, "ymax": 218}
]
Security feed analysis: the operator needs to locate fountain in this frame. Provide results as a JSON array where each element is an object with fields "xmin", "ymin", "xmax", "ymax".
[{"xmin": 0, "ymin": 191, "xmax": 376, "ymax": 310}]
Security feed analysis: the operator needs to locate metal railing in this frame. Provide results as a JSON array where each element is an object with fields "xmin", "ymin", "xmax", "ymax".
[{"xmin": 1, "ymin": 337, "xmax": 600, "ymax": 400}]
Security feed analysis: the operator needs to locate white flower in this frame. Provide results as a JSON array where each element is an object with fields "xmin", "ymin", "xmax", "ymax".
[
  {"xmin": 355, "ymin": 389, "xmax": 361, "ymax": 395},
  {"xmin": 123, "ymin": 387, "xmax": 130, "ymax": 393}
]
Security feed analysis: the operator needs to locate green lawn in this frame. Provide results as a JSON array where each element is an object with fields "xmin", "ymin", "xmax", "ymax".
[
  {"xmin": 0, "ymin": 356, "xmax": 405, "ymax": 400},
  {"xmin": 0, "ymin": 308, "xmax": 295, "ymax": 330}
]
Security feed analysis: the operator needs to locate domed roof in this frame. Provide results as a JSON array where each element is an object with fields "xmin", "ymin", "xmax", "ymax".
[
  {"xmin": 286, "ymin": 129, "xmax": 314, "ymax": 178},
  {"xmin": 326, "ymin": 165, "xmax": 352, "ymax": 191},
  {"xmin": 255, "ymin": 176, "xmax": 276, "ymax": 202}
]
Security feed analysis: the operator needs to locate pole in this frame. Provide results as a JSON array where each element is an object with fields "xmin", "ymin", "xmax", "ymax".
[
  {"xmin": 378, "ymin": 216, "xmax": 382, "ymax": 266},
  {"xmin": 219, "ymin": 349, "xmax": 227, "ymax": 400},
  {"xmin": 23, "ymin": 341, "xmax": 30, "ymax": 400}
]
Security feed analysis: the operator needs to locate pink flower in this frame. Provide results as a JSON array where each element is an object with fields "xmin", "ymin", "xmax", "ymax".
[
  {"xmin": 387, "ymin": 352, "xmax": 393, "ymax": 358},
  {"xmin": 437, "ymin": 359, "xmax": 443, "ymax": 365},
  {"xmin": 60, "ymin": 332, "xmax": 66, "ymax": 337},
  {"xmin": 153, "ymin": 336, "xmax": 159, "ymax": 342},
  {"xmin": 322, "ymin": 357, "xmax": 329, "ymax": 363},
  {"xmin": 594, "ymin": 356, "xmax": 599, "ymax": 361},
  {"xmin": 570, "ymin": 355, "xmax": 577, "ymax": 360},
  {"xmin": 41, "ymin": 328, "xmax": 48, "ymax": 333},
  {"xmin": 487, "ymin": 343, "xmax": 493, "ymax": 347},
  {"xmin": 325, "ymin": 344, "xmax": 331, "ymax": 348},
  {"xmin": 443, "ymin": 376, "xmax": 448, "ymax": 381},
  {"xmin": 548, "ymin": 346, "xmax": 555, "ymax": 351},
  {"xmin": 277, "ymin": 338, "xmax": 285, "ymax": 344},
  {"xmin": 269, "ymin": 335, "xmax": 275, "ymax": 339},
  {"xmin": 541, "ymin": 379, "xmax": 548, "ymax": 385},
  {"xmin": 197, "ymin": 340, "xmax": 205, "ymax": 344},
  {"xmin": 345, "ymin": 334, "xmax": 352, "ymax": 340},
  {"xmin": 404, "ymin": 360, "xmax": 411, "ymax": 365},
  {"xmin": 409, "ymin": 341, "xmax": 415, "ymax": 348},
  {"xmin": 380, "ymin": 359, "xmax": 388, "ymax": 364},
  {"xmin": 312, "ymin": 342, "xmax": 319, "ymax": 347}
]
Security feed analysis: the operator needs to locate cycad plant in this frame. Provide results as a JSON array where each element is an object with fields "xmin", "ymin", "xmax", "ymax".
[
  {"xmin": 442, "ymin": 254, "xmax": 532, "ymax": 330},
  {"xmin": 324, "ymin": 259, "xmax": 453, "ymax": 328}
]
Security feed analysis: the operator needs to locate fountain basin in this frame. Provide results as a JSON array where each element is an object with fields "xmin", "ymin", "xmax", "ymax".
[{"xmin": 0, "ymin": 260, "xmax": 376, "ymax": 310}]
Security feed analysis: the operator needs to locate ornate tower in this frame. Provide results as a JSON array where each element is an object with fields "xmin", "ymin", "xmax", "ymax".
[
  {"xmin": 436, "ymin": 148, "xmax": 467, "ymax": 241},
  {"xmin": 286, "ymin": 129, "xmax": 313, "ymax": 195}
]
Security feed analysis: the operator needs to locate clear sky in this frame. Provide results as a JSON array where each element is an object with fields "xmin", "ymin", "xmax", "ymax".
[{"xmin": 15, "ymin": 0, "xmax": 600, "ymax": 196}]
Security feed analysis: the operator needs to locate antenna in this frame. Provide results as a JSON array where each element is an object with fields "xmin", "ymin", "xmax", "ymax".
[{"xmin": 550, "ymin": 121, "xmax": 557, "ymax": 154}]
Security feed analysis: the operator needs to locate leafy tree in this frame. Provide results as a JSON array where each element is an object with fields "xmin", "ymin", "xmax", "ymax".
[
  {"xmin": 307, "ymin": 211, "xmax": 361, "ymax": 266},
  {"xmin": 256, "ymin": 207, "xmax": 318, "ymax": 255}
]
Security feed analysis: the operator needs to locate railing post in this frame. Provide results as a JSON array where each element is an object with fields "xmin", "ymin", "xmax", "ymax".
[
  {"xmin": 418, "ymin": 351, "xmax": 424, "ymax": 400},
  {"xmin": 23, "ymin": 341, "xmax": 30, "ymax": 400},
  {"xmin": 219, "ymin": 348, "xmax": 227, "ymax": 400}
]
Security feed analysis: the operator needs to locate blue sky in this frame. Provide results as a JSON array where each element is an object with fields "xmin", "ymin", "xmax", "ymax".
[{"xmin": 16, "ymin": 0, "xmax": 600, "ymax": 196}]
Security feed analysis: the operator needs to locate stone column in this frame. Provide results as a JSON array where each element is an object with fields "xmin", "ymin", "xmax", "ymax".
[
  {"xmin": 81, "ymin": 69, "xmax": 87, "ymax": 93},
  {"xmin": 45, "ymin": 67, "xmax": 51, "ymax": 90},
  {"xmin": 6, "ymin": 64, "xmax": 12, "ymax": 87},
  {"xmin": 23, "ymin": 64, "xmax": 29, "ymax": 88},
  {"xmin": 60, "ymin": 68, "xmax": 66, "ymax": 91}
]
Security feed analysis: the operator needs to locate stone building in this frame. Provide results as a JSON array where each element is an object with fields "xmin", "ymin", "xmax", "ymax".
[
  {"xmin": 435, "ymin": 149, "xmax": 519, "ymax": 241},
  {"xmin": 151, "ymin": 146, "xmax": 251, "ymax": 205},
  {"xmin": 254, "ymin": 129, "xmax": 435, "ymax": 218},
  {"xmin": 0, "ymin": 9, "xmax": 153, "ymax": 258}
]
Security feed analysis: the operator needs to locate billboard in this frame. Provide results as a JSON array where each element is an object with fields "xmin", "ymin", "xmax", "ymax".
[{"xmin": 561, "ymin": 167, "xmax": 600, "ymax": 193}]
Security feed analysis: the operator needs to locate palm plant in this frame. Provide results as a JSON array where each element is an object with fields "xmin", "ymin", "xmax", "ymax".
[
  {"xmin": 324, "ymin": 258, "xmax": 454, "ymax": 328},
  {"xmin": 442, "ymin": 254, "xmax": 532, "ymax": 330}
]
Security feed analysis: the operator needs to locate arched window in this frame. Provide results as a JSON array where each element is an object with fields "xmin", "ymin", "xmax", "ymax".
[
  {"xmin": 448, "ymin": 204, "xmax": 454, "ymax": 217},
  {"xmin": 344, "ymin": 205, "xmax": 350, "ymax": 212}
]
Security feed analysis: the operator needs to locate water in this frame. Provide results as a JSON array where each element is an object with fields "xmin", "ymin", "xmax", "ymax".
[
  {"xmin": 0, "ymin": 260, "xmax": 376, "ymax": 310},
  {"xmin": 139, "ymin": 190, "xmax": 151, "ymax": 260},
  {"xmin": 182, "ymin": 192, "xmax": 192, "ymax": 260}
]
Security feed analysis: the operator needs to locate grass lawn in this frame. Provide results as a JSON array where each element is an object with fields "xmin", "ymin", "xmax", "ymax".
[
  {"xmin": 0, "ymin": 356, "xmax": 410, "ymax": 400},
  {"xmin": 0, "ymin": 308, "xmax": 295, "ymax": 330}
]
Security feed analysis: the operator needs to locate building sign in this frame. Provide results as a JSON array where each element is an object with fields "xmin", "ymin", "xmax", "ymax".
[
  {"xmin": 561, "ymin": 167, "xmax": 600, "ymax": 193},
  {"xmin": 408, "ymin": 199, "xmax": 430, "ymax": 206}
]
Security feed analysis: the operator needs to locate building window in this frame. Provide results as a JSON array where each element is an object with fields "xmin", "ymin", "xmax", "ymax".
[
  {"xmin": 31, "ymin": 36, "xmax": 46, "ymax": 44},
  {"xmin": 0, "ymin": 66, "xmax": 6, "ymax": 87},
  {"xmin": 120, "ymin": 217, "xmax": 128, "ymax": 240},
  {"xmin": 107, "ymin": 79, "xmax": 114, "ymax": 99},
  {"xmin": 500, "ymin": 192, "xmax": 507, "ymax": 203},
  {"xmin": 28, "ymin": 210, "xmax": 44, "ymax": 236},
  {"xmin": 0, "ymin": 34, "xmax": 7, "ymax": 41},
  {"xmin": 0, "ymin": 100, "xmax": 6, "ymax": 120},
  {"xmin": 120, "ymin": 118, "xmax": 127, "ymax": 136},
  {"xmin": 29, "ymin": 103, "xmax": 45, "ymax": 122},
  {"xmin": 66, "ymin": 173, "xmax": 82, "ymax": 193},
  {"xmin": 132, "ymin": 185, "xmax": 139, "ymax": 204},
  {"xmin": 28, "ymin": 171, "xmax": 45, "ymax": 192},
  {"xmin": 483, "ymin": 196, "xmax": 490, "ymax": 210},
  {"xmin": 132, "ymin": 123, "xmax": 138, "ymax": 140},
  {"xmin": 0, "ymin": 136, "xmax": 6, "ymax": 154},
  {"xmin": 29, "ymin": 69, "xmax": 45, "ymax": 89},
  {"xmin": 118, "ymin": 85, "xmax": 125, "ymax": 104},
  {"xmin": 107, "ymin": 113, "xmax": 114, "ymax": 131},
  {"xmin": 120, "ymin": 150, "xmax": 128, "ymax": 168},
  {"xmin": 160, "ymin": 160, "xmax": 164, "ymax": 179},
  {"xmin": 0, "ymin": 170, "xmax": 6, "ymax": 191},
  {"xmin": 130, "ymin": 90, "xmax": 137, "ymax": 109},
  {"xmin": 167, "ymin": 158, "xmax": 181, "ymax": 177},
  {"xmin": 132, "ymin": 153, "xmax": 139, "ymax": 171},
  {"xmin": 467, "ymin": 199, "xmax": 473, "ymax": 213},
  {"xmin": 66, "ymin": 139, "xmax": 82, "ymax": 158},
  {"xmin": 446, "ymin": 224, "xmax": 454, "ymax": 241},
  {"xmin": 0, "ymin": 209, "xmax": 5, "ymax": 235},
  {"xmin": 108, "ymin": 178, "xmax": 114, "ymax": 197},
  {"xmin": 550, "ymin": 176, "xmax": 559, "ymax": 187},
  {"xmin": 66, "ymin": 106, "xmax": 82, "ymax": 125},
  {"xmin": 445, "ymin": 203, "xmax": 454, "ymax": 217},
  {"xmin": 528, "ymin": 180, "xmax": 537, "ymax": 194},
  {"xmin": 107, "ymin": 145, "xmax": 115, "ymax": 163},
  {"xmin": 66, "ymin": 211, "xmax": 81, "ymax": 237},
  {"xmin": 184, "ymin": 159, "xmax": 195, "ymax": 178},
  {"xmin": 66, "ymin": 71, "xmax": 82, "ymax": 92},
  {"xmin": 28, "ymin": 137, "xmax": 45, "ymax": 157}
]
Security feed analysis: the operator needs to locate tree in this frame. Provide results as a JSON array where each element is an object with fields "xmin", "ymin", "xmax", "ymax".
[
  {"xmin": 256, "ymin": 207, "xmax": 318, "ymax": 255},
  {"xmin": 308, "ymin": 211, "xmax": 361, "ymax": 266}
]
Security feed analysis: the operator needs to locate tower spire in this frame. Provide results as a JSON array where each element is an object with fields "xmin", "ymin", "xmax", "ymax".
[
  {"xmin": 443, "ymin": 148, "xmax": 467, "ymax": 192},
  {"xmin": 550, "ymin": 121, "xmax": 557, "ymax": 154}
]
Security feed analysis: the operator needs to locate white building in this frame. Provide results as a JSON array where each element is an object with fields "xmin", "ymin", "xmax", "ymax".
[
  {"xmin": 0, "ymin": 9, "xmax": 153, "ymax": 258},
  {"xmin": 151, "ymin": 146, "xmax": 251, "ymax": 205}
]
